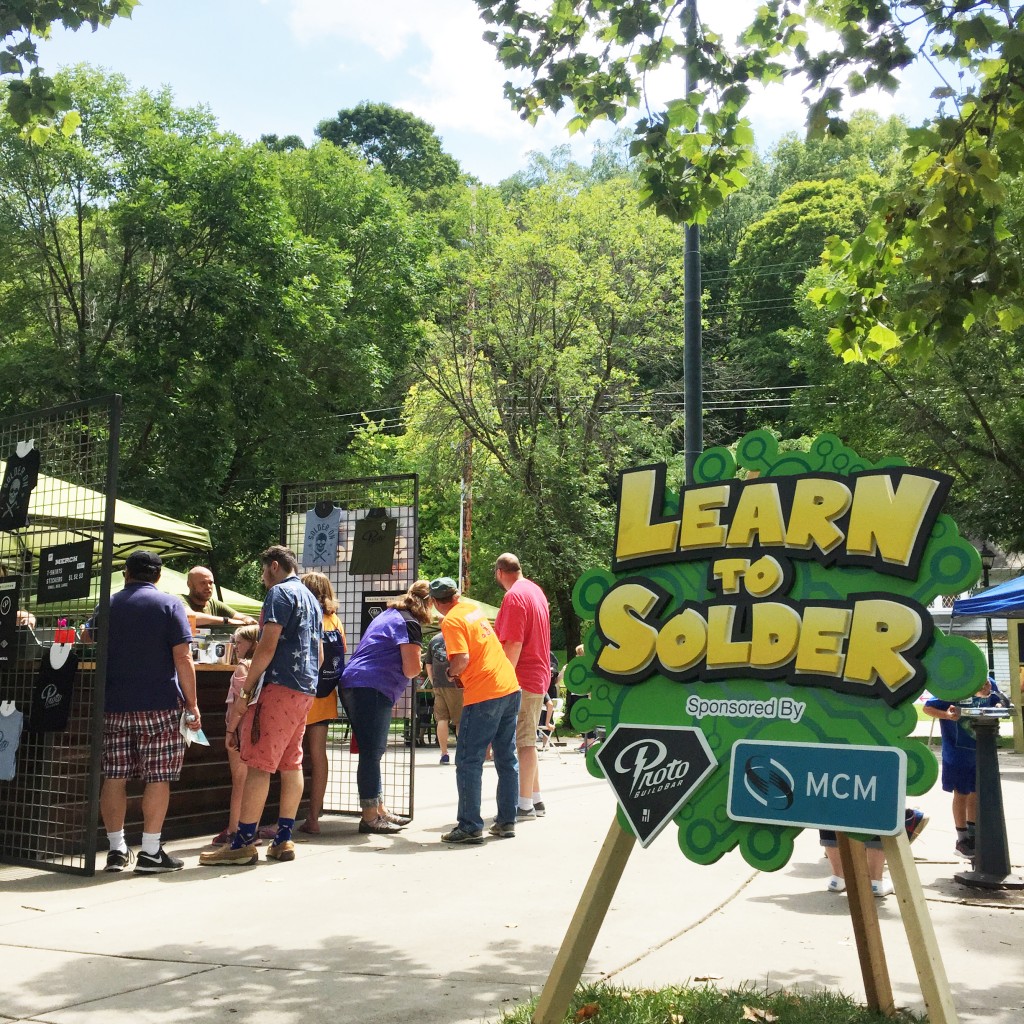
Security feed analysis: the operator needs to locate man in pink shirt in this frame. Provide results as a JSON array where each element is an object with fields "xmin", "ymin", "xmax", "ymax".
[{"xmin": 494, "ymin": 552, "xmax": 552, "ymax": 819}]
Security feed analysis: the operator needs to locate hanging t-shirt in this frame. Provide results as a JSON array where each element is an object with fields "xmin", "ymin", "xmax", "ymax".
[
  {"xmin": 349, "ymin": 511, "xmax": 398, "ymax": 575},
  {"xmin": 0, "ymin": 704, "xmax": 25, "ymax": 781},
  {"xmin": 303, "ymin": 505, "xmax": 341, "ymax": 567},
  {"xmin": 28, "ymin": 649, "xmax": 80, "ymax": 732},
  {"xmin": 0, "ymin": 446, "xmax": 41, "ymax": 532}
]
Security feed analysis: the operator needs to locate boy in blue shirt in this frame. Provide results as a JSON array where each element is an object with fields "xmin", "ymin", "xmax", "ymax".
[{"xmin": 923, "ymin": 674, "xmax": 1003, "ymax": 858}]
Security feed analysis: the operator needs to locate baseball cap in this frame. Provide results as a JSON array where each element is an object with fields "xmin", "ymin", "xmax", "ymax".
[
  {"xmin": 428, "ymin": 576, "xmax": 458, "ymax": 601},
  {"xmin": 125, "ymin": 549, "xmax": 163, "ymax": 573}
]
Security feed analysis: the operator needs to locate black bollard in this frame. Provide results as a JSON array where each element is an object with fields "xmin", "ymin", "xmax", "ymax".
[{"xmin": 954, "ymin": 711, "xmax": 1023, "ymax": 890}]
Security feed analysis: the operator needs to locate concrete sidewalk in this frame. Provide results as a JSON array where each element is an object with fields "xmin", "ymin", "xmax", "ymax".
[{"xmin": 1, "ymin": 738, "xmax": 1022, "ymax": 1024}]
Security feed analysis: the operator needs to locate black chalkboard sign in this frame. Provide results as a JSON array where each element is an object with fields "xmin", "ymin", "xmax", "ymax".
[
  {"xmin": 360, "ymin": 590, "xmax": 403, "ymax": 636},
  {"xmin": 37, "ymin": 540, "xmax": 94, "ymax": 604},
  {"xmin": 0, "ymin": 573, "xmax": 20, "ymax": 663}
]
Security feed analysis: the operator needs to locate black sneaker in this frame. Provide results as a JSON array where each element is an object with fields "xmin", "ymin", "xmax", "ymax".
[
  {"xmin": 441, "ymin": 826, "xmax": 484, "ymax": 844},
  {"xmin": 955, "ymin": 838, "xmax": 976, "ymax": 859},
  {"xmin": 533, "ymin": 801, "xmax": 546, "ymax": 817},
  {"xmin": 488, "ymin": 821, "xmax": 516, "ymax": 838},
  {"xmin": 134, "ymin": 847, "xmax": 184, "ymax": 874},
  {"xmin": 104, "ymin": 848, "xmax": 133, "ymax": 872}
]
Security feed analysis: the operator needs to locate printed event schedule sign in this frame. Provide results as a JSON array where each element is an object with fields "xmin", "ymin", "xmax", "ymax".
[{"xmin": 37, "ymin": 541, "xmax": 93, "ymax": 604}]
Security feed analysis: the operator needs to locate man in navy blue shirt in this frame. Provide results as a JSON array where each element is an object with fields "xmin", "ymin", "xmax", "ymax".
[
  {"xmin": 200, "ymin": 545, "xmax": 322, "ymax": 866},
  {"xmin": 87, "ymin": 550, "xmax": 199, "ymax": 874}
]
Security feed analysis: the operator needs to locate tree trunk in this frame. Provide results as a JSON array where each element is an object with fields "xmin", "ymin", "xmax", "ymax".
[{"xmin": 554, "ymin": 586, "xmax": 581, "ymax": 661}]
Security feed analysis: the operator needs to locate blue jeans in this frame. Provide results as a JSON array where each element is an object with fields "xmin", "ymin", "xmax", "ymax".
[
  {"xmin": 340, "ymin": 686, "xmax": 394, "ymax": 807},
  {"xmin": 455, "ymin": 690, "xmax": 520, "ymax": 833}
]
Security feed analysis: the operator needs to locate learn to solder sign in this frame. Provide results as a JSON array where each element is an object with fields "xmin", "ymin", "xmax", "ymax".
[{"xmin": 570, "ymin": 431, "xmax": 987, "ymax": 867}]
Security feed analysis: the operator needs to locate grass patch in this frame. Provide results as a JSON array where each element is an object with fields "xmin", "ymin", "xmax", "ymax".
[{"xmin": 497, "ymin": 983, "xmax": 927, "ymax": 1024}]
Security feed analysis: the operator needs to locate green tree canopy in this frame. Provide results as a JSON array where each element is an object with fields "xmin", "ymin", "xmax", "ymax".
[
  {"xmin": 315, "ymin": 101, "xmax": 461, "ymax": 193},
  {"xmin": 1, "ymin": 0, "xmax": 135, "ymax": 136},
  {"xmin": 420, "ymin": 177, "xmax": 688, "ymax": 649},
  {"xmin": 0, "ymin": 66, "xmax": 431, "ymax": 584},
  {"xmin": 474, "ymin": 0, "xmax": 1024, "ymax": 360}
]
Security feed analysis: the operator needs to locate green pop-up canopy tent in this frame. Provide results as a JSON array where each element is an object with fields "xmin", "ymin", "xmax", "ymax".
[
  {"xmin": 1, "ymin": 466, "xmax": 228, "ymax": 624},
  {"xmin": 0, "ymin": 466, "xmax": 211, "ymax": 566}
]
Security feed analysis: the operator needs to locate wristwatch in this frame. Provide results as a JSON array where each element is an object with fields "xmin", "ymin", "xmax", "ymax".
[
  {"xmin": 238, "ymin": 687, "xmax": 253, "ymax": 702},
  {"xmin": 223, "ymin": 616, "xmax": 230, "ymax": 624}
]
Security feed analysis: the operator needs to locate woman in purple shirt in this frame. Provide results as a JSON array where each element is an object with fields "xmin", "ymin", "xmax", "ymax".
[{"xmin": 340, "ymin": 580, "xmax": 432, "ymax": 834}]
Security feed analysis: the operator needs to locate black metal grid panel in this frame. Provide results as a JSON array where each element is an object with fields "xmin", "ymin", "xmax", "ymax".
[
  {"xmin": 281, "ymin": 475, "xmax": 418, "ymax": 818},
  {"xmin": 0, "ymin": 396, "xmax": 120, "ymax": 875}
]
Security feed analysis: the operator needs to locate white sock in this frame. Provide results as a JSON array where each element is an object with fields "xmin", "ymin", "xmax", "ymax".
[
  {"xmin": 141, "ymin": 832, "xmax": 161, "ymax": 856},
  {"xmin": 106, "ymin": 830, "xmax": 127, "ymax": 853},
  {"xmin": 518, "ymin": 798, "xmax": 534, "ymax": 811},
  {"xmin": 533, "ymin": 792, "xmax": 542, "ymax": 802}
]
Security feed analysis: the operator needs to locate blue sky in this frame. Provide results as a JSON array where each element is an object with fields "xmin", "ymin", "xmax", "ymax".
[{"xmin": 35, "ymin": 0, "xmax": 944, "ymax": 184}]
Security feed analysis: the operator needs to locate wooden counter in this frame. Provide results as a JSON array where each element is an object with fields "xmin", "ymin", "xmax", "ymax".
[{"xmin": 117, "ymin": 664, "xmax": 293, "ymax": 842}]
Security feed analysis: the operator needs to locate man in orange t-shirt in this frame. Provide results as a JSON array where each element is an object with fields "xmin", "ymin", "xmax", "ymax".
[{"xmin": 430, "ymin": 577, "xmax": 520, "ymax": 844}]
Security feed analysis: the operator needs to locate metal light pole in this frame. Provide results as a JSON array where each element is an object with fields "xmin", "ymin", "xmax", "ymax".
[
  {"xmin": 682, "ymin": 0, "xmax": 702, "ymax": 487},
  {"xmin": 980, "ymin": 541, "xmax": 996, "ymax": 673}
]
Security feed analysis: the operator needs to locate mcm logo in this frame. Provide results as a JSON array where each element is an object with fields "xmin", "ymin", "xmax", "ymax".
[{"xmin": 742, "ymin": 754, "xmax": 795, "ymax": 810}]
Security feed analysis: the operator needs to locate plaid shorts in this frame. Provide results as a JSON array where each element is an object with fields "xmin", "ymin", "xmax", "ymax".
[{"xmin": 103, "ymin": 709, "xmax": 185, "ymax": 783}]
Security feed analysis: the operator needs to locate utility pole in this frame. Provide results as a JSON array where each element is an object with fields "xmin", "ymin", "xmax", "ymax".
[
  {"xmin": 460, "ymin": 433, "xmax": 473, "ymax": 594},
  {"xmin": 683, "ymin": 0, "xmax": 703, "ymax": 488}
]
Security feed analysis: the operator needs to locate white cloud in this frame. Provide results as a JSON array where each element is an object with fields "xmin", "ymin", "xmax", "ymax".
[
  {"xmin": 283, "ymin": 0, "xmax": 940, "ymax": 177},
  {"xmin": 284, "ymin": 0, "xmax": 592, "ymax": 170}
]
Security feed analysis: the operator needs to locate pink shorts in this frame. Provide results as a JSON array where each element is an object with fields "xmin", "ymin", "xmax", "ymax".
[{"xmin": 239, "ymin": 684, "xmax": 314, "ymax": 774}]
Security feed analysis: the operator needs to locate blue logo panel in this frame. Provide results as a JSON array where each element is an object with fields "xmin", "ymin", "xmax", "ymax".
[{"xmin": 727, "ymin": 740, "xmax": 906, "ymax": 834}]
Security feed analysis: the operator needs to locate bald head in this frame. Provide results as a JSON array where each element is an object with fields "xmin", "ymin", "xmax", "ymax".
[
  {"xmin": 187, "ymin": 566, "xmax": 215, "ymax": 604},
  {"xmin": 494, "ymin": 552, "xmax": 523, "ymax": 591},
  {"xmin": 495, "ymin": 553, "xmax": 521, "ymax": 573}
]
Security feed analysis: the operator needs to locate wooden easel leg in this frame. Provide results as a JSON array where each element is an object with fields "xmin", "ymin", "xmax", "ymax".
[
  {"xmin": 837, "ymin": 834, "xmax": 895, "ymax": 1015},
  {"xmin": 532, "ymin": 818, "xmax": 636, "ymax": 1024},
  {"xmin": 881, "ymin": 833, "xmax": 960, "ymax": 1024}
]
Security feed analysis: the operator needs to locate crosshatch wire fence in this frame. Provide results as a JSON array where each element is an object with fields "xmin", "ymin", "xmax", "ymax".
[
  {"xmin": 0, "ymin": 396, "xmax": 120, "ymax": 875},
  {"xmin": 281, "ymin": 475, "xmax": 419, "ymax": 819}
]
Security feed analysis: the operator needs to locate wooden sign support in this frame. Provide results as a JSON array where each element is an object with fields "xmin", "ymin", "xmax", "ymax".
[
  {"xmin": 837, "ymin": 834, "xmax": 894, "ymax": 1015},
  {"xmin": 533, "ymin": 820, "xmax": 959, "ymax": 1024},
  {"xmin": 533, "ymin": 819, "xmax": 636, "ymax": 1024}
]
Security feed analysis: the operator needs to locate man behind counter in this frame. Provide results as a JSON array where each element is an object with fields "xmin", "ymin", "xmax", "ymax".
[{"xmin": 181, "ymin": 565, "xmax": 257, "ymax": 627}]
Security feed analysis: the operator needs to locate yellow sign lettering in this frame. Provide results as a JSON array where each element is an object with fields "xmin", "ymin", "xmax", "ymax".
[{"xmin": 846, "ymin": 473, "xmax": 941, "ymax": 567}]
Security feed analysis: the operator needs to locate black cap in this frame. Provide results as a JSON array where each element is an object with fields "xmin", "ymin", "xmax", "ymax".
[
  {"xmin": 125, "ymin": 550, "xmax": 163, "ymax": 574},
  {"xmin": 428, "ymin": 576, "xmax": 458, "ymax": 601}
]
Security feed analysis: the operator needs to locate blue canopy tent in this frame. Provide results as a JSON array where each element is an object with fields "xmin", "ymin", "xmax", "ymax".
[
  {"xmin": 951, "ymin": 578, "xmax": 1024, "ymax": 751},
  {"xmin": 952, "ymin": 576, "xmax": 1024, "ymax": 618}
]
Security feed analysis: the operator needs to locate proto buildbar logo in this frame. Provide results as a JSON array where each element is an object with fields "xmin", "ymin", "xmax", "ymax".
[{"xmin": 595, "ymin": 724, "xmax": 717, "ymax": 848}]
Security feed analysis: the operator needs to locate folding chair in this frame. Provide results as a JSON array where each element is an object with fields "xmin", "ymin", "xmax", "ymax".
[{"xmin": 537, "ymin": 697, "xmax": 564, "ymax": 750}]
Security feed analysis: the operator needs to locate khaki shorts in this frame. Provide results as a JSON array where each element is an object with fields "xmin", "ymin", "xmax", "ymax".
[
  {"xmin": 240, "ymin": 683, "xmax": 314, "ymax": 774},
  {"xmin": 432, "ymin": 686, "xmax": 464, "ymax": 728},
  {"xmin": 516, "ymin": 691, "xmax": 544, "ymax": 749}
]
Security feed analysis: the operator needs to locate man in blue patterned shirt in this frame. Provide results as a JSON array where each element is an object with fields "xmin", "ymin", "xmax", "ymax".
[{"xmin": 200, "ymin": 545, "xmax": 322, "ymax": 867}]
